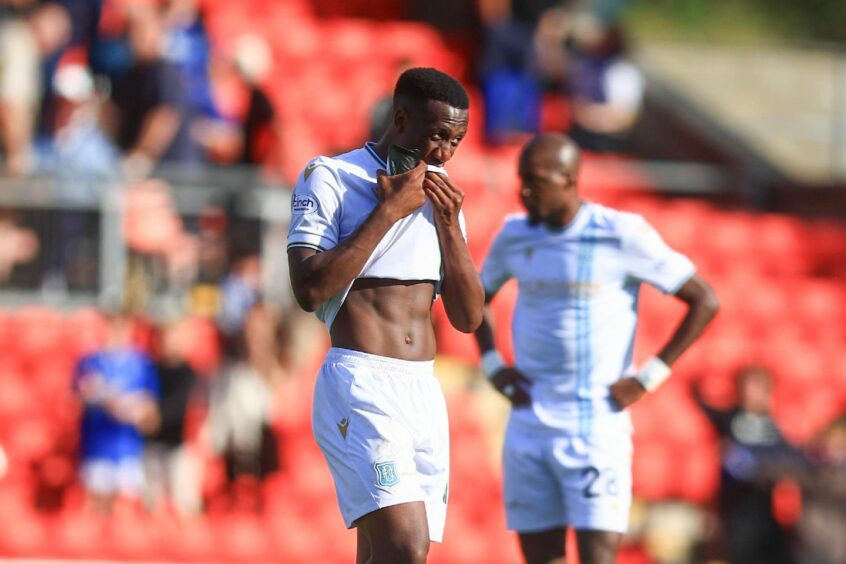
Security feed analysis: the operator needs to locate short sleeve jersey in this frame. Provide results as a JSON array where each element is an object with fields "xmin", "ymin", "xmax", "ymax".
[
  {"xmin": 481, "ymin": 202, "xmax": 694, "ymax": 435},
  {"xmin": 287, "ymin": 142, "xmax": 466, "ymax": 329}
]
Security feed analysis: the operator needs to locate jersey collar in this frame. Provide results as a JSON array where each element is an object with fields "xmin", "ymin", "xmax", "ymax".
[
  {"xmin": 365, "ymin": 142, "xmax": 387, "ymax": 169},
  {"xmin": 541, "ymin": 201, "xmax": 590, "ymax": 234}
]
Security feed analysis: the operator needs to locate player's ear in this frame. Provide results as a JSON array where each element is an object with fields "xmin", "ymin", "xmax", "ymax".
[{"xmin": 393, "ymin": 105, "xmax": 408, "ymax": 134}]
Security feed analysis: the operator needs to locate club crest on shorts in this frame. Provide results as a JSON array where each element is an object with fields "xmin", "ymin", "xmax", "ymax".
[{"xmin": 374, "ymin": 461, "xmax": 400, "ymax": 487}]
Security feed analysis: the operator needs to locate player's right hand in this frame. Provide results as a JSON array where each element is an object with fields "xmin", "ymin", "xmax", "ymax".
[
  {"xmin": 490, "ymin": 367, "xmax": 532, "ymax": 407},
  {"xmin": 375, "ymin": 161, "xmax": 427, "ymax": 221}
]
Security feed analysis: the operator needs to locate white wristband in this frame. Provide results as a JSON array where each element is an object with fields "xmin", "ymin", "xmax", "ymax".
[
  {"xmin": 481, "ymin": 350, "xmax": 505, "ymax": 379},
  {"xmin": 636, "ymin": 357, "xmax": 671, "ymax": 392}
]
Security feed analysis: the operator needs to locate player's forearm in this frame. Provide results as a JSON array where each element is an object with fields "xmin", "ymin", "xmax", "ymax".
[
  {"xmin": 438, "ymin": 230, "xmax": 484, "ymax": 332},
  {"xmin": 472, "ymin": 306, "xmax": 497, "ymax": 352},
  {"xmin": 657, "ymin": 287, "xmax": 719, "ymax": 366},
  {"xmin": 289, "ymin": 209, "xmax": 395, "ymax": 311}
]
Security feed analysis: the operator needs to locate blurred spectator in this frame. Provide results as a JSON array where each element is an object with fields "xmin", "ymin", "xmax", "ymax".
[
  {"xmin": 73, "ymin": 310, "xmax": 160, "ymax": 514},
  {"xmin": 207, "ymin": 302, "xmax": 283, "ymax": 511},
  {"xmin": 0, "ymin": 1, "xmax": 70, "ymax": 177},
  {"xmin": 162, "ymin": 0, "xmax": 217, "ymax": 120},
  {"xmin": 567, "ymin": 13, "xmax": 644, "ymax": 153},
  {"xmin": 42, "ymin": 62, "xmax": 119, "ymax": 292},
  {"xmin": 195, "ymin": 33, "xmax": 280, "ymax": 168},
  {"xmin": 216, "ymin": 252, "xmax": 261, "ymax": 353},
  {"xmin": 109, "ymin": 5, "xmax": 201, "ymax": 179},
  {"xmin": 791, "ymin": 415, "xmax": 846, "ymax": 564},
  {"xmin": 0, "ymin": 210, "xmax": 39, "ymax": 282},
  {"xmin": 143, "ymin": 318, "xmax": 202, "ymax": 515},
  {"xmin": 693, "ymin": 365, "xmax": 798, "ymax": 564},
  {"xmin": 232, "ymin": 34, "xmax": 280, "ymax": 168},
  {"xmin": 60, "ymin": 0, "xmax": 102, "ymax": 50},
  {"xmin": 476, "ymin": 0, "xmax": 542, "ymax": 144}
]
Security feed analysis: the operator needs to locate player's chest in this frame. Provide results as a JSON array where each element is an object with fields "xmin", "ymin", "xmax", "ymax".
[
  {"xmin": 507, "ymin": 238, "xmax": 625, "ymax": 293},
  {"xmin": 339, "ymin": 185, "xmax": 436, "ymax": 241}
]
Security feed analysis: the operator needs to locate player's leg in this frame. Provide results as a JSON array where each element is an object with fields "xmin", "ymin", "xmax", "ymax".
[
  {"xmin": 312, "ymin": 350, "xmax": 441, "ymax": 563},
  {"xmin": 503, "ymin": 425, "xmax": 568, "ymax": 564},
  {"xmin": 575, "ymin": 529, "xmax": 623, "ymax": 564},
  {"xmin": 355, "ymin": 502, "xmax": 430, "ymax": 564},
  {"xmin": 517, "ymin": 527, "xmax": 567, "ymax": 564},
  {"xmin": 559, "ymin": 432, "xmax": 632, "ymax": 564},
  {"xmin": 356, "ymin": 527, "xmax": 371, "ymax": 564}
]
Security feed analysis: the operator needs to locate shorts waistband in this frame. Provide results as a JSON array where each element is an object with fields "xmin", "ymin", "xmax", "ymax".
[{"xmin": 326, "ymin": 347, "xmax": 434, "ymax": 376}]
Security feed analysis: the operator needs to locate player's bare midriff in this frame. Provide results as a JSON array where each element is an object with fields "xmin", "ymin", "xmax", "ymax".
[{"xmin": 330, "ymin": 277, "xmax": 438, "ymax": 361}]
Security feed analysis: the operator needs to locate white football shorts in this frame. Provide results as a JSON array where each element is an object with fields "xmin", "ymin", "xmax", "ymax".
[
  {"xmin": 503, "ymin": 421, "xmax": 632, "ymax": 534},
  {"xmin": 312, "ymin": 347, "xmax": 449, "ymax": 542}
]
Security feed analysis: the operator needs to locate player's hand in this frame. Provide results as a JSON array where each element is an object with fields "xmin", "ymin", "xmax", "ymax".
[
  {"xmin": 609, "ymin": 377, "xmax": 647, "ymax": 409},
  {"xmin": 490, "ymin": 367, "xmax": 532, "ymax": 407},
  {"xmin": 375, "ymin": 161, "xmax": 427, "ymax": 221},
  {"xmin": 423, "ymin": 171, "xmax": 464, "ymax": 230}
]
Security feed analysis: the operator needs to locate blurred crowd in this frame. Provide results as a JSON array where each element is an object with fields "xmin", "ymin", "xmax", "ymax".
[
  {"xmin": 0, "ymin": 0, "xmax": 281, "ymax": 181},
  {"xmin": 0, "ymin": 0, "xmax": 646, "ymax": 182},
  {"xmin": 37, "ymin": 296, "xmax": 318, "ymax": 519},
  {"xmin": 476, "ymin": 0, "xmax": 642, "ymax": 149},
  {"xmin": 690, "ymin": 366, "xmax": 846, "ymax": 564}
]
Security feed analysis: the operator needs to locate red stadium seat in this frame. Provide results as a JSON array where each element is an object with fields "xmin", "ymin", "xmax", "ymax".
[
  {"xmin": 632, "ymin": 441, "xmax": 674, "ymax": 500},
  {"xmin": 677, "ymin": 444, "xmax": 720, "ymax": 503},
  {"xmin": 15, "ymin": 307, "xmax": 64, "ymax": 367}
]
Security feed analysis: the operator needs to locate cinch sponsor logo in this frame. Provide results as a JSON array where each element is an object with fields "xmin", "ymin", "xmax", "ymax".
[{"xmin": 292, "ymin": 195, "xmax": 317, "ymax": 214}]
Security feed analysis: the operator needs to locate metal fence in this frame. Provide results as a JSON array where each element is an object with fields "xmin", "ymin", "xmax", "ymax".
[{"xmin": 0, "ymin": 165, "xmax": 292, "ymax": 313}]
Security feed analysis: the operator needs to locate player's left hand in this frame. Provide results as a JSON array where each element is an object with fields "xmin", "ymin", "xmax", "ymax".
[
  {"xmin": 609, "ymin": 377, "xmax": 647, "ymax": 409},
  {"xmin": 490, "ymin": 367, "xmax": 532, "ymax": 407},
  {"xmin": 423, "ymin": 171, "xmax": 463, "ymax": 230}
]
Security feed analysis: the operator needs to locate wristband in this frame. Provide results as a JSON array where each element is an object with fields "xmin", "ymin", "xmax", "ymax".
[
  {"xmin": 481, "ymin": 350, "xmax": 505, "ymax": 379},
  {"xmin": 635, "ymin": 357, "xmax": 671, "ymax": 392}
]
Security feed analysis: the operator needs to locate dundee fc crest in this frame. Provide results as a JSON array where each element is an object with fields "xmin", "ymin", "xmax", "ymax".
[{"xmin": 374, "ymin": 461, "xmax": 400, "ymax": 487}]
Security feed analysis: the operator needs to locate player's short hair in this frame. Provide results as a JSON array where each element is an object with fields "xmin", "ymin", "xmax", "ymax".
[{"xmin": 393, "ymin": 67, "xmax": 469, "ymax": 110}]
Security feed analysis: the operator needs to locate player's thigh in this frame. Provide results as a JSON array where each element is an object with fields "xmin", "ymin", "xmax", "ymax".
[
  {"xmin": 356, "ymin": 501, "xmax": 430, "ymax": 564},
  {"xmin": 312, "ymin": 352, "xmax": 433, "ymax": 532},
  {"xmin": 503, "ymin": 426, "xmax": 566, "ymax": 532},
  {"xmin": 557, "ymin": 434, "xmax": 632, "ymax": 534},
  {"xmin": 518, "ymin": 527, "xmax": 568, "ymax": 564},
  {"xmin": 409, "ymin": 374, "xmax": 450, "ymax": 542}
]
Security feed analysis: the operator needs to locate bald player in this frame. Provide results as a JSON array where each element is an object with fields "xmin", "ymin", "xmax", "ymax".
[
  {"xmin": 287, "ymin": 68, "xmax": 484, "ymax": 564},
  {"xmin": 474, "ymin": 133, "xmax": 719, "ymax": 564}
]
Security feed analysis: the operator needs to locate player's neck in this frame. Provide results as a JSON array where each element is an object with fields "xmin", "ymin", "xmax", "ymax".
[
  {"xmin": 371, "ymin": 137, "xmax": 393, "ymax": 163},
  {"xmin": 546, "ymin": 200, "xmax": 583, "ymax": 230}
]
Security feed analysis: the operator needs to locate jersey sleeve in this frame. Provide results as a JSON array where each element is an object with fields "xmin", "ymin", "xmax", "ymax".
[
  {"xmin": 286, "ymin": 161, "xmax": 342, "ymax": 252},
  {"xmin": 622, "ymin": 215, "xmax": 695, "ymax": 293},
  {"xmin": 480, "ymin": 224, "xmax": 513, "ymax": 296}
]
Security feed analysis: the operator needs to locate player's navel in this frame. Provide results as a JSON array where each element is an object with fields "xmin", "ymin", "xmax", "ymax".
[{"xmin": 405, "ymin": 335, "xmax": 413, "ymax": 345}]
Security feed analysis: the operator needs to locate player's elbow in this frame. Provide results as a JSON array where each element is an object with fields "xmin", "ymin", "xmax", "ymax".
[
  {"xmin": 449, "ymin": 298, "xmax": 485, "ymax": 333},
  {"xmin": 291, "ymin": 284, "xmax": 322, "ymax": 313},
  {"xmin": 700, "ymin": 287, "xmax": 720, "ymax": 322},
  {"xmin": 453, "ymin": 311, "xmax": 484, "ymax": 334}
]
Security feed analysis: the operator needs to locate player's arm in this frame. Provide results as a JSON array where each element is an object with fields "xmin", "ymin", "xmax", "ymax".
[
  {"xmin": 288, "ymin": 162, "xmax": 428, "ymax": 311},
  {"xmin": 473, "ymin": 292, "xmax": 532, "ymax": 406},
  {"xmin": 611, "ymin": 274, "xmax": 719, "ymax": 408},
  {"xmin": 656, "ymin": 274, "xmax": 720, "ymax": 365},
  {"xmin": 423, "ymin": 172, "xmax": 484, "ymax": 333}
]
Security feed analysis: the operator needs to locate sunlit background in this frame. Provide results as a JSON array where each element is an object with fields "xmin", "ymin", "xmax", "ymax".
[{"xmin": 0, "ymin": 0, "xmax": 844, "ymax": 562}]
